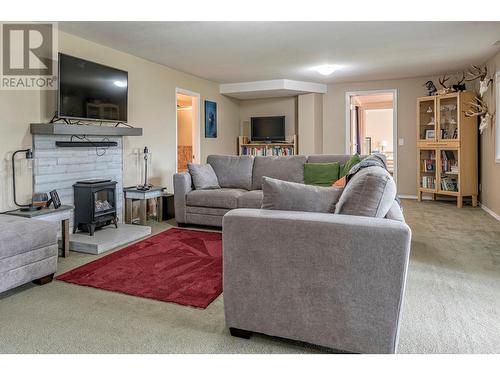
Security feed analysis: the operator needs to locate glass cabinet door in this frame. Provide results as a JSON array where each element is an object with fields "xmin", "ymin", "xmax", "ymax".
[
  {"xmin": 438, "ymin": 95, "xmax": 459, "ymax": 140},
  {"xmin": 418, "ymin": 98, "xmax": 436, "ymax": 141},
  {"xmin": 419, "ymin": 149, "xmax": 436, "ymax": 190},
  {"xmin": 438, "ymin": 149, "xmax": 459, "ymax": 193}
]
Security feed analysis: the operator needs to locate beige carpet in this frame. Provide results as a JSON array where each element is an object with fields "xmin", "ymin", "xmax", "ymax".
[{"xmin": 0, "ymin": 200, "xmax": 499, "ymax": 353}]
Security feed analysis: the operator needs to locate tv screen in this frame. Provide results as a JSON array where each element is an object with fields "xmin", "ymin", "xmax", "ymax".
[
  {"xmin": 58, "ymin": 53, "xmax": 128, "ymax": 122},
  {"xmin": 251, "ymin": 116, "xmax": 285, "ymax": 142}
]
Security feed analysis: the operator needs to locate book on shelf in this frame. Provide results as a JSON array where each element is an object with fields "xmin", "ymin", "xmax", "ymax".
[
  {"xmin": 440, "ymin": 176, "xmax": 458, "ymax": 192},
  {"xmin": 240, "ymin": 145, "xmax": 294, "ymax": 157},
  {"xmin": 422, "ymin": 159, "xmax": 435, "ymax": 172},
  {"xmin": 421, "ymin": 176, "xmax": 435, "ymax": 189}
]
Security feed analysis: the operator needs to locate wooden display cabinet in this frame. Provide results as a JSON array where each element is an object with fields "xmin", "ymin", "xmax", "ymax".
[{"xmin": 416, "ymin": 91, "xmax": 478, "ymax": 208}]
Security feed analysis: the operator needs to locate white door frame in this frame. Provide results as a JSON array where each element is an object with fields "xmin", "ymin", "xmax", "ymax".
[
  {"xmin": 175, "ymin": 87, "xmax": 201, "ymax": 172},
  {"xmin": 345, "ymin": 89, "xmax": 398, "ymax": 184}
]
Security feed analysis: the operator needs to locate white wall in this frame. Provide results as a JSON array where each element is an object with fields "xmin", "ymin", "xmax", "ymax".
[
  {"xmin": 364, "ymin": 109, "xmax": 394, "ymax": 153},
  {"xmin": 0, "ymin": 31, "xmax": 241, "ymax": 212},
  {"xmin": 298, "ymin": 93, "xmax": 323, "ymax": 155}
]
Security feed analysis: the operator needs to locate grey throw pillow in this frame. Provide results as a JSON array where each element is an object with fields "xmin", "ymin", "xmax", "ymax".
[
  {"xmin": 207, "ymin": 155, "xmax": 254, "ymax": 190},
  {"xmin": 261, "ymin": 177, "xmax": 343, "ymax": 213},
  {"xmin": 335, "ymin": 166, "xmax": 396, "ymax": 218},
  {"xmin": 187, "ymin": 163, "xmax": 220, "ymax": 190}
]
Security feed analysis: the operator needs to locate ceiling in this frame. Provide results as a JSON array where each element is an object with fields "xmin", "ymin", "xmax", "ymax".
[{"xmin": 59, "ymin": 22, "xmax": 500, "ymax": 84}]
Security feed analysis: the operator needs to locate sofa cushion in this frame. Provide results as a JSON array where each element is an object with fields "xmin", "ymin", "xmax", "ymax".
[
  {"xmin": 307, "ymin": 154, "xmax": 359, "ymax": 164},
  {"xmin": 186, "ymin": 188, "xmax": 246, "ymax": 209},
  {"xmin": 207, "ymin": 155, "xmax": 254, "ymax": 190},
  {"xmin": 340, "ymin": 154, "xmax": 361, "ymax": 178},
  {"xmin": 304, "ymin": 162, "xmax": 340, "ymax": 186},
  {"xmin": 385, "ymin": 200, "xmax": 405, "ymax": 222},
  {"xmin": 335, "ymin": 166, "xmax": 396, "ymax": 218},
  {"xmin": 187, "ymin": 163, "xmax": 220, "ymax": 190},
  {"xmin": 261, "ymin": 177, "xmax": 343, "ymax": 213},
  {"xmin": 186, "ymin": 206, "xmax": 230, "ymax": 216},
  {"xmin": 252, "ymin": 155, "xmax": 307, "ymax": 190},
  {"xmin": 237, "ymin": 190, "xmax": 263, "ymax": 209},
  {"xmin": 0, "ymin": 215, "xmax": 57, "ymax": 260}
]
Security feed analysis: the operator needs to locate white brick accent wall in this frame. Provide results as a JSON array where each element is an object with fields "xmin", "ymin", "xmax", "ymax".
[{"xmin": 33, "ymin": 135, "xmax": 124, "ymax": 225}]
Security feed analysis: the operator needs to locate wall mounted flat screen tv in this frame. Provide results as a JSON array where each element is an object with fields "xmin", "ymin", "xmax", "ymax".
[
  {"xmin": 251, "ymin": 116, "xmax": 285, "ymax": 142},
  {"xmin": 58, "ymin": 53, "xmax": 128, "ymax": 122}
]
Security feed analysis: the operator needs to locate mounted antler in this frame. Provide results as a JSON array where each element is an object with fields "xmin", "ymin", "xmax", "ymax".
[
  {"xmin": 438, "ymin": 73, "xmax": 450, "ymax": 88},
  {"xmin": 452, "ymin": 72, "xmax": 467, "ymax": 92},
  {"xmin": 456, "ymin": 72, "xmax": 466, "ymax": 85},
  {"xmin": 465, "ymin": 65, "xmax": 488, "ymax": 82},
  {"xmin": 464, "ymin": 97, "xmax": 488, "ymax": 117},
  {"xmin": 465, "ymin": 64, "xmax": 492, "ymax": 97},
  {"xmin": 464, "ymin": 96, "xmax": 494, "ymax": 134}
]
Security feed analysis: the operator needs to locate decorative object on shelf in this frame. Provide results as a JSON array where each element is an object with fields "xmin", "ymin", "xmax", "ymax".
[
  {"xmin": 425, "ymin": 129, "xmax": 435, "ymax": 139},
  {"xmin": 11, "ymin": 148, "xmax": 41, "ymax": 212},
  {"xmin": 426, "ymin": 106, "xmax": 433, "ymax": 113},
  {"xmin": 437, "ymin": 74, "xmax": 453, "ymax": 95},
  {"xmin": 464, "ymin": 96, "xmax": 495, "ymax": 134},
  {"xmin": 452, "ymin": 72, "xmax": 467, "ymax": 92},
  {"xmin": 424, "ymin": 80, "xmax": 437, "ymax": 96},
  {"xmin": 32, "ymin": 192, "xmax": 49, "ymax": 208},
  {"xmin": 465, "ymin": 65, "xmax": 493, "ymax": 97},
  {"xmin": 48, "ymin": 190, "xmax": 61, "ymax": 209},
  {"xmin": 204, "ymin": 100, "xmax": 217, "ymax": 138},
  {"xmin": 137, "ymin": 146, "xmax": 153, "ymax": 191},
  {"xmin": 426, "ymin": 117, "xmax": 435, "ymax": 126}
]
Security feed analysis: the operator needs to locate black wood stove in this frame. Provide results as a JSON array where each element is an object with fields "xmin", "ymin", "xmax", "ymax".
[{"xmin": 73, "ymin": 179, "xmax": 118, "ymax": 236}]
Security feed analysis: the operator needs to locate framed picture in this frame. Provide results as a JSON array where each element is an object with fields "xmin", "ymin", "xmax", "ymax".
[
  {"xmin": 425, "ymin": 129, "xmax": 435, "ymax": 139},
  {"xmin": 205, "ymin": 100, "xmax": 217, "ymax": 138}
]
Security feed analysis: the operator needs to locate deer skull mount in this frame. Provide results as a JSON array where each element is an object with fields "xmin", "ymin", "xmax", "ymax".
[
  {"xmin": 465, "ymin": 65, "xmax": 493, "ymax": 97},
  {"xmin": 464, "ymin": 96, "xmax": 495, "ymax": 134}
]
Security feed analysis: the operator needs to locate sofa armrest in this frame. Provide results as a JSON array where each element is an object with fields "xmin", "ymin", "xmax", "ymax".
[
  {"xmin": 173, "ymin": 172, "xmax": 193, "ymax": 224},
  {"xmin": 222, "ymin": 209, "xmax": 411, "ymax": 353}
]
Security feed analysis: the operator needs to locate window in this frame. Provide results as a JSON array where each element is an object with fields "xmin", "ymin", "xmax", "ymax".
[{"xmin": 496, "ymin": 71, "xmax": 500, "ymax": 163}]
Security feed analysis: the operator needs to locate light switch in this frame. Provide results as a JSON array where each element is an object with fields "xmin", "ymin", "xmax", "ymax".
[{"xmin": 398, "ymin": 138, "xmax": 404, "ymax": 146}]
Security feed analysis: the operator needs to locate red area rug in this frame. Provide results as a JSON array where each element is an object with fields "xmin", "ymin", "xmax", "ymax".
[{"xmin": 56, "ymin": 228, "xmax": 222, "ymax": 308}]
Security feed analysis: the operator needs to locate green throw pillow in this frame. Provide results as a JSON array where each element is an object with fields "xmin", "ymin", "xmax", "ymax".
[
  {"xmin": 304, "ymin": 162, "xmax": 340, "ymax": 187},
  {"xmin": 340, "ymin": 154, "xmax": 361, "ymax": 177}
]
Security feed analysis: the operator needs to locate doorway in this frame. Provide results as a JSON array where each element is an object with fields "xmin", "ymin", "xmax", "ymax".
[
  {"xmin": 345, "ymin": 90, "xmax": 397, "ymax": 180},
  {"xmin": 176, "ymin": 89, "xmax": 201, "ymax": 172}
]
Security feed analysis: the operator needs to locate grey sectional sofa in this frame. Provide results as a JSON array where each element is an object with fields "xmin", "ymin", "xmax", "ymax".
[
  {"xmin": 174, "ymin": 154, "xmax": 411, "ymax": 353},
  {"xmin": 174, "ymin": 154, "xmax": 395, "ymax": 227},
  {"xmin": 0, "ymin": 215, "xmax": 58, "ymax": 293}
]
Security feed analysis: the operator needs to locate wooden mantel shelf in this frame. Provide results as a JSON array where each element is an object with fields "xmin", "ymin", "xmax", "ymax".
[{"xmin": 30, "ymin": 123, "xmax": 143, "ymax": 136}]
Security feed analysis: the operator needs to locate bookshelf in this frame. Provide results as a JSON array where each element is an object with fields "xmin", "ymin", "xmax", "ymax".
[
  {"xmin": 237, "ymin": 135, "xmax": 297, "ymax": 156},
  {"xmin": 416, "ymin": 91, "xmax": 478, "ymax": 208}
]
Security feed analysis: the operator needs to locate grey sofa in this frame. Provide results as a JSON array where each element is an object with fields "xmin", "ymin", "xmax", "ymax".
[
  {"xmin": 174, "ymin": 154, "xmax": 387, "ymax": 227},
  {"xmin": 0, "ymin": 215, "xmax": 58, "ymax": 294},
  {"xmin": 175, "ymin": 154, "xmax": 411, "ymax": 353}
]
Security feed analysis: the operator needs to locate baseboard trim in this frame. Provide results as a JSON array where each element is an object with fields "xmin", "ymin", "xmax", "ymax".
[
  {"xmin": 399, "ymin": 195, "xmax": 432, "ymax": 201},
  {"xmin": 399, "ymin": 195, "xmax": 417, "ymax": 200},
  {"xmin": 480, "ymin": 203, "xmax": 500, "ymax": 222}
]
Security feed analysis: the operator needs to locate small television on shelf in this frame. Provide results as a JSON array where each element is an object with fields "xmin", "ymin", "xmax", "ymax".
[
  {"xmin": 250, "ymin": 116, "xmax": 285, "ymax": 142},
  {"xmin": 58, "ymin": 53, "xmax": 128, "ymax": 122}
]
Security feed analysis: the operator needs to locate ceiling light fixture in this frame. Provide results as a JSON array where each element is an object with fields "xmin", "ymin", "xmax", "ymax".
[{"xmin": 314, "ymin": 65, "xmax": 338, "ymax": 76}]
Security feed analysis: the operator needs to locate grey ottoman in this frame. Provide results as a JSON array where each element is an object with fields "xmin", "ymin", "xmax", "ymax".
[{"xmin": 0, "ymin": 215, "xmax": 58, "ymax": 293}]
